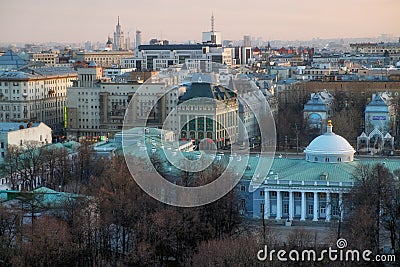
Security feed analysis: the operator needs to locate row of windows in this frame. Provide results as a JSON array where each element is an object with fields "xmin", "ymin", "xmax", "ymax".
[
  {"xmin": 0, "ymin": 78, "xmax": 74, "ymax": 88},
  {"xmin": 78, "ymin": 118, "xmax": 99, "ymax": 122},
  {"xmin": 78, "ymin": 105, "xmax": 99, "ymax": 109},
  {"xmin": 0, "ymin": 113, "xmax": 27, "ymax": 119},
  {"xmin": 307, "ymin": 156, "xmax": 346, "ymax": 162},
  {"xmin": 79, "ymin": 125, "xmax": 100, "ymax": 129},
  {"xmin": 260, "ymin": 204, "xmax": 340, "ymax": 216}
]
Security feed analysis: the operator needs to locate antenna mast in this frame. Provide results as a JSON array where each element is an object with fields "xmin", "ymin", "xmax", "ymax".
[{"xmin": 211, "ymin": 13, "xmax": 215, "ymax": 32}]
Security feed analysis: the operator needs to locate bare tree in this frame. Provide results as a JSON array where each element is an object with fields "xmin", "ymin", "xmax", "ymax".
[{"xmin": 345, "ymin": 163, "xmax": 399, "ymax": 255}]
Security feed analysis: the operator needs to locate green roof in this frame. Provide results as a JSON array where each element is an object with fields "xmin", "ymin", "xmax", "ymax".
[
  {"xmin": 122, "ymin": 139, "xmax": 400, "ymax": 186},
  {"xmin": 1, "ymin": 187, "xmax": 86, "ymax": 208}
]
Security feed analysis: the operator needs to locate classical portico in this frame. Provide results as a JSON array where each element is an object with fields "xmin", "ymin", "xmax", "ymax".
[
  {"xmin": 255, "ymin": 121, "xmax": 354, "ymax": 222},
  {"xmin": 262, "ymin": 187, "xmax": 346, "ymax": 222}
]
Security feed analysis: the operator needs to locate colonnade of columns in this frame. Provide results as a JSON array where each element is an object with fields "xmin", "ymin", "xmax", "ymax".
[{"xmin": 263, "ymin": 189, "xmax": 343, "ymax": 222}]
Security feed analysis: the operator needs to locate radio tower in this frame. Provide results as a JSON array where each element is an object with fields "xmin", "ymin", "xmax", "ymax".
[{"xmin": 211, "ymin": 13, "xmax": 215, "ymax": 32}]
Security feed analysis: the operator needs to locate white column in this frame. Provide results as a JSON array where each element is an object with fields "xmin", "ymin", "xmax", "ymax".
[
  {"xmin": 265, "ymin": 190, "xmax": 270, "ymax": 219},
  {"xmin": 300, "ymin": 191, "xmax": 306, "ymax": 221},
  {"xmin": 276, "ymin": 191, "xmax": 282, "ymax": 220},
  {"xmin": 289, "ymin": 191, "xmax": 293, "ymax": 220},
  {"xmin": 339, "ymin": 192, "xmax": 343, "ymax": 222},
  {"xmin": 325, "ymin": 192, "xmax": 331, "ymax": 222},
  {"xmin": 313, "ymin": 191, "xmax": 319, "ymax": 221}
]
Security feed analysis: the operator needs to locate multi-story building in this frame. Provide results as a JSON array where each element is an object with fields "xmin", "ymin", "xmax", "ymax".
[
  {"xmin": 66, "ymin": 66, "xmax": 167, "ymax": 140},
  {"xmin": 350, "ymin": 42, "xmax": 400, "ymax": 63},
  {"xmin": 27, "ymin": 51, "xmax": 58, "ymax": 66},
  {"xmin": 176, "ymin": 82, "xmax": 238, "ymax": 149},
  {"xmin": 0, "ymin": 66, "xmax": 77, "ymax": 135},
  {"xmin": 232, "ymin": 46, "xmax": 252, "ymax": 65},
  {"xmin": 113, "ymin": 16, "xmax": 125, "ymax": 51},
  {"xmin": 0, "ymin": 122, "xmax": 52, "ymax": 162},
  {"xmin": 135, "ymin": 30, "xmax": 142, "ymax": 50},
  {"xmin": 75, "ymin": 50, "xmax": 134, "ymax": 68},
  {"xmin": 202, "ymin": 14, "xmax": 222, "ymax": 46},
  {"xmin": 303, "ymin": 65, "xmax": 339, "ymax": 81},
  {"xmin": 127, "ymin": 44, "xmax": 233, "ymax": 71},
  {"xmin": 103, "ymin": 67, "xmax": 135, "ymax": 81}
]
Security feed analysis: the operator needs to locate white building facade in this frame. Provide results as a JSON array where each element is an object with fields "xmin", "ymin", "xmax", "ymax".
[{"xmin": 0, "ymin": 67, "xmax": 77, "ymax": 135}]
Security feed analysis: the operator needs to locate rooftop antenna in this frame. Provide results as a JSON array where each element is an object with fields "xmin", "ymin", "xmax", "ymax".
[
  {"xmin": 117, "ymin": 16, "xmax": 120, "ymax": 25},
  {"xmin": 211, "ymin": 13, "xmax": 215, "ymax": 32}
]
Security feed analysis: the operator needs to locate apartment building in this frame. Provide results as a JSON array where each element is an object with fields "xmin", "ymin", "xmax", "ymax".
[
  {"xmin": 66, "ymin": 66, "xmax": 167, "ymax": 140},
  {"xmin": 0, "ymin": 66, "xmax": 77, "ymax": 135}
]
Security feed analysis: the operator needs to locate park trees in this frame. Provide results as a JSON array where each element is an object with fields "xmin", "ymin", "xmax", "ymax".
[{"xmin": 345, "ymin": 163, "xmax": 400, "ymax": 256}]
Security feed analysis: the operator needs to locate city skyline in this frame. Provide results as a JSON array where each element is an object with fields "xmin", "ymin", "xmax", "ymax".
[{"xmin": 1, "ymin": 0, "xmax": 400, "ymax": 44}]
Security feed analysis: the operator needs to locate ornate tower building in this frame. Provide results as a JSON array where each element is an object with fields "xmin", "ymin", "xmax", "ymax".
[{"xmin": 113, "ymin": 16, "xmax": 125, "ymax": 51}]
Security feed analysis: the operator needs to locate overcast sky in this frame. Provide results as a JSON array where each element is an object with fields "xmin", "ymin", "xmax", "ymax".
[{"xmin": 1, "ymin": 0, "xmax": 400, "ymax": 44}]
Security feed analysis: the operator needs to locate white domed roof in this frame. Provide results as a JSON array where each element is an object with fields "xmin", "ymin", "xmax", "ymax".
[
  {"xmin": 305, "ymin": 133, "xmax": 355, "ymax": 155},
  {"xmin": 304, "ymin": 121, "xmax": 355, "ymax": 163}
]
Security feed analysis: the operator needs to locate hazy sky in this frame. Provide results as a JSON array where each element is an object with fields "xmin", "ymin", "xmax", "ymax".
[{"xmin": 1, "ymin": 0, "xmax": 400, "ymax": 44}]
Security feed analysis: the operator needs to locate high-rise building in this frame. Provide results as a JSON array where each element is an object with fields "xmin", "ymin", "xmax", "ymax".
[
  {"xmin": 243, "ymin": 35, "xmax": 251, "ymax": 47},
  {"xmin": 136, "ymin": 30, "xmax": 142, "ymax": 50},
  {"xmin": 202, "ymin": 14, "xmax": 222, "ymax": 45},
  {"xmin": 125, "ymin": 33, "xmax": 131, "ymax": 51},
  {"xmin": 113, "ymin": 16, "xmax": 125, "ymax": 51}
]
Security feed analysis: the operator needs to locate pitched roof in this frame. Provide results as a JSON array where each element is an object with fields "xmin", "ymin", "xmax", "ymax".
[{"xmin": 0, "ymin": 50, "xmax": 27, "ymax": 71}]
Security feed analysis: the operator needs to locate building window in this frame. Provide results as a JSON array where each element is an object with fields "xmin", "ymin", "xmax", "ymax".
[
  {"xmin": 240, "ymin": 199, "xmax": 246, "ymax": 209},
  {"xmin": 332, "ymin": 205, "xmax": 339, "ymax": 216},
  {"xmin": 325, "ymin": 157, "xmax": 330, "ymax": 162},
  {"xmin": 283, "ymin": 203, "xmax": 289, "ymax": 214},
  {"xmin": 337, "ymin": 157, "xmax": 341, "ymax": 162},
  {"xmin": 260, "ymin": 190, "xmax": 265, "ymax": 196},
  {"xmin": 295, "ymin": 192, "xmax": 301, "ymax": 198},
  {"xmin": 0, "ymin": 142, "xmax": 3, "ymax": 149},
  {"xmin": 283, "ymin": 192, "xmax": 289, "ymax": 197},
  {"xmin": 271, "ymin": 191, "xmax": 277, "ymax": 197},
  {"xmin": 260, "ymin": 203, "xmax": 264, "ymax": 214},
  {"xmin": 240, "ymin": 185, "xmax": 246, "ymax": 191},
  {"xmin": 320, "ymin": 206, "xmax": 326, "ymax": 214},
  {"xmin": 314, "ymin": 157, "xmax": 318, "ymax": 162},
  {"xmin": 308, "ymin": 205, "xmax": 313, "ymax": 215}
]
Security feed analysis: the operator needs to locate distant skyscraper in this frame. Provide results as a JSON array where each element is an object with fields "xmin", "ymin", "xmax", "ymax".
[
  {"xmin": 84, "ymin": 41, "xmax": 92, "ymax": 51},
  {"xmin": 136, "ymin": 30, "xmax": 142, "ymax": 49},
  {"xmin": 243, "ymin": 35, "xmax": 251, "ymax": 47},
  {"xmin": 125, "ymin": 33, "xmax": 131, "ymax": 51},
  {"xmin": 113, "ymin": 16, "xmax": 125, "ymax": 51}
]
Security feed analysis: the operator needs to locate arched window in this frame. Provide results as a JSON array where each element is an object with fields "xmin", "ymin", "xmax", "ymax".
[
  {"xmin": 337, "ymin": 157, "xmax": 342, "ymax": 162},
  {"xmin": 325, "ymin": 157, "xmax": 330, "ymax": 162},
  {"xmin": 314, "ymin": 157, "xmax": 318, "ymax": 162}
]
